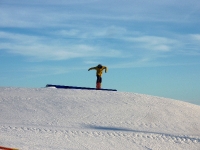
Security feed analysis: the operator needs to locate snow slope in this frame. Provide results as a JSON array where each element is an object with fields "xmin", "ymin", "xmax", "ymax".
[{"xmin": 0, "ymin": 87, "xmax": 200, "ymax": 150}]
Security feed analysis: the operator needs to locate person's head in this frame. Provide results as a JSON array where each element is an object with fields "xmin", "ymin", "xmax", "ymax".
[{"xmin": 97, "ymin": 64, "xmax": 102, "ymax": 68}]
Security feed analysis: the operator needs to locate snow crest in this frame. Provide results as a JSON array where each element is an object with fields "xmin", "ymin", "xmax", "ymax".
[{"xmin": 0, "ymin": 87, "xmax": 200, "ymax": 150}]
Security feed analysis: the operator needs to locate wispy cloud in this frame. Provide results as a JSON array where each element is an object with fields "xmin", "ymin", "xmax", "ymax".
[
  {"xmin": 1, "ymin": 28, "xmax": 199, "ymax": 66},
  {"xmin": 178, "ymin": 34, "xmax": 200, "ymax": 56},
  {"xmin": 0, "ymin": 31, "xmax": 123, "ymax": 61},
  {"xmin": 190, "ymin": 34, "xmax": 200, "ymax": 41},
  {"xmin": 1, "ymin": 0, "xmax": 200, "ymax": 29},
  {"xmin": 1, "ymin": 0, "xmax": 200, "ymax": 68},
  {"xmin": 124, "ymin": 36, "xmax": 179, "ymax": 52}
]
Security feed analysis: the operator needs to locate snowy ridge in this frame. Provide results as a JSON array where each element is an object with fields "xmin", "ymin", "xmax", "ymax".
[{"xmin": 0, "ymin": 87, "xmax": 200, "ymax": 150}]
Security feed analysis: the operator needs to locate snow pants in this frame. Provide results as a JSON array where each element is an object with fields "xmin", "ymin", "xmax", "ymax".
[{"xmin": 96, "ymin": 75, "xmax": 102, "ymax": 83}]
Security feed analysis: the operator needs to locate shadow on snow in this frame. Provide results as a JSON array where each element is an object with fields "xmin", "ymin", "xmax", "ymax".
[{"xmin": 84, "ymin": 124, "xmax": 200, "ymax": 142}]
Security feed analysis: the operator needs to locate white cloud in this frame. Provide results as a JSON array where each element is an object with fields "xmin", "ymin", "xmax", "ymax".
[
  {"xmin": 0, "ymin": 31, "xmax": 123, "ymax": 61},
  {"xmin": 179, "ymin": 34, "xmax": 200, "ymax": 56},
  {"xmin": 1, "ymin": 0, "xmax": 200, "ymax": 29},
  {"xmin": 54, "ymin": 29, "xmax": 80, "ymax": 37},
  {"xmin": 190, "ymin": 34, "xmax": 200, "ymax": 41},
  {"xmin": 125, "ymin": 36, "xmax": 178, "ymax": 52},
  {"xmin": 0, "ymin": 0, "xmax": 200, "ymax": 82},
  {"xmin": 92, "ymin": 26, "xmax": 127, "ymax": 37}
]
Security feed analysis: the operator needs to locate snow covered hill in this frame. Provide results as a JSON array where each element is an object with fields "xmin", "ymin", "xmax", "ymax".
[{"xmin": 0, "ymin": 87, "xmax": 200, "ymax": 150}]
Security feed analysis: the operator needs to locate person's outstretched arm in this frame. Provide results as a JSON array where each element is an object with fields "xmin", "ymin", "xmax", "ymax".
[{"xmin": 88, "ymin": 67, "xmax": 96, "ymax": 71}]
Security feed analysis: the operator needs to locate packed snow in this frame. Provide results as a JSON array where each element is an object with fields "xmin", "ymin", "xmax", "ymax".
[{"xmin": 0, "ymin": 87, "xmax": 200, "ymax": 150}]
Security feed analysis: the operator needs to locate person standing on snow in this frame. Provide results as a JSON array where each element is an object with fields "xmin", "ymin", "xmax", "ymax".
[{"xmin": 88, "ymin": 64, "xmax": 108, "ymax": 89}]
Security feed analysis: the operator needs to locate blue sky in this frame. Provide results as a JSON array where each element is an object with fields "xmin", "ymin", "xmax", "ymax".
[{"xmin": 0, "ymin": 0, "xmax": 200, "ymax": 105}]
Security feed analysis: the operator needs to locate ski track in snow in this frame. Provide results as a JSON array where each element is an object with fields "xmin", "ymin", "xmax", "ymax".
[
  {"xmin": 0, "ymin": 87, "xmax": 200, "ymax": 150},
  {"xmin": 1, "ymin": 124, "xmax": 200, "ymax": 150},
  {"xmin": 1, "ymin": 125, "xmax": 200, "ymax": 143}
]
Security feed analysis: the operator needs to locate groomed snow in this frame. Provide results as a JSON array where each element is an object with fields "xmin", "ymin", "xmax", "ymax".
[{"xmin": 0, "ymin": 87, "xmax": 200, "ymax": 150}]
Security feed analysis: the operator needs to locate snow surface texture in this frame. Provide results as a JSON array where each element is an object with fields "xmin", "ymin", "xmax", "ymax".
[{"xmin": 0, "ymin": 87, "xmax": 200, "ymax": 150}]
